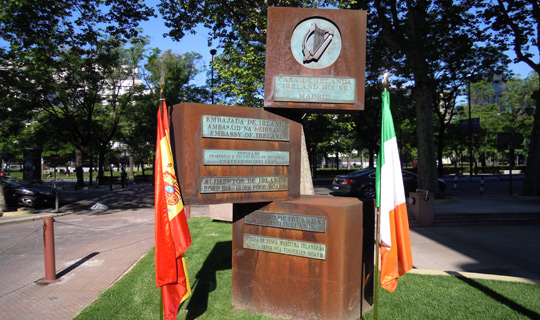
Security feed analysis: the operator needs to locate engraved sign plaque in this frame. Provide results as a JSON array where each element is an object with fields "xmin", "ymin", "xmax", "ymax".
[
  {"xmin": 203, "ymin": 150, "xmax": 290, "ymax": 166},
  {"xmin": 245, "ymin": 210, "xmax": 326, "ymax": 232},
  {"xmin": 200, "ymin": 176, "xmax": 288, "ymax": 193},
  {"xmin": 264, "ymin": 7, "xmax": 366, "ymax": 113},
  {"xmin": 202, "ymin": 115, "xmax": 290, "ymax": 141},
  {"xmin": 274, "ymin": 75, "xmax": 355, "ymax": 103},
  {"xmin": 170, "ymin": 103, "xmax": 301, "ymax": 205},
  {"xmin": 243, "ymin": 234, "xmax": 327, "ymax": 260}
]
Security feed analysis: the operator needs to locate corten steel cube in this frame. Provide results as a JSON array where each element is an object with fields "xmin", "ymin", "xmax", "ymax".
[
  {"xmin": 169, "ymin": 103, "xmax": 302, "ymax": 205},
  {"xmin": 232, "ymin": 196, "xmax": 373, "ymax": 320},
  {"xmin": 264, "ymin": 7, "xmax": 367, "ymax": 113}
]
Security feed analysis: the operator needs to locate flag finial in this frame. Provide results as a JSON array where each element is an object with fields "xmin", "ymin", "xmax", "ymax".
[
  {"xmin": 159, "ymin": 70, "xmax": 165, "ymax": 100},
  {"xmin": 382, "ymin": 72, "xmax": 390, "ymax": 90}
]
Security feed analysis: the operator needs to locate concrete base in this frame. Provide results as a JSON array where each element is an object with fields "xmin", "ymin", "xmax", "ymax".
[
  {"xmin": 408, "ymin": 192, "xmax": 434, "ymax": 227},
  {"xmin": 209, "ymin": 203, "xmax": 233, "ymax": 222}
]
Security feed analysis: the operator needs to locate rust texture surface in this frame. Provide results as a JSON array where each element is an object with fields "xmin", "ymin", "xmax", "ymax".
[
  {"xmin": 231, "ymin": 195, "xmax": 372, "ymax": 320},
  {"xmin": 264, "ymin": 7, "xmax": 366, "ymax": 113},
  {"xmin": 169, "ymin": 103, "xmax": 301, "ymax": 205}
]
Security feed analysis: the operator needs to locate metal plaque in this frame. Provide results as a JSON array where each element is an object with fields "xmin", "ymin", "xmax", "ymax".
[
  {"xmin": 202, "ymin": 115, "xmax": 290, "ymax": 141},
  {"xmin": 264, "ymin": 7, "xmax": 366, "ymax": 113},
  {"xmin": 245, "ymin": 210, "xmax": 326, "ymax": 233},
  {"xmin": 274, "ymin": 76, "xmax": 355, "ymax": 103},
  {"xmin": 243, "ymin": 234, "xmax": 327, "ymax": 260},
  {"xmin": 291, "ymin": 18, "xmax": 342, "ymax": 69},
  {"xmin": 200, "ymin": 176, "xmax": 288, "ymax": 194},
  {"xmin": 203, "ymin": 150, "xmax": 289, "ymax": 166}
]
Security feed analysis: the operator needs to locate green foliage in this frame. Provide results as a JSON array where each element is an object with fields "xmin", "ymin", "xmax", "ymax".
[
  {"xmin": 476, "ymin": 0, "xmax": 540, "ymax": 195},
  {"xmin": 159, "ymin": 0, "xmax": 332, "ymax": 107},
  {"xmin": 144, "ymin": 50, "xmax": 208, "ymax": 105},
  {"xmin": 0, "ymin": 0, "xmax": 155, "ymax": 186},
  {"xmin": 212, "ymin": 41, "xmax": 266, "ymax": 107},
  {"xmin": 449, "ymin": 77, "xmax": 536, "ymax": 172},
  {"xmin": 364, "ymin": 273, "xmax": 540, "ymax": 320}
]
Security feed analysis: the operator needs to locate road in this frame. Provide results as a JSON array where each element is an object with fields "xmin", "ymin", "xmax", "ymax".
[{"xmin": 313, "ymin": 174, "xmax": 525, "ymax": 198}]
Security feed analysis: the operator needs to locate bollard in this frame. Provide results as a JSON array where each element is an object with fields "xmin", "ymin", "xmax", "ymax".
[
  {"xmin": 185, "ymin": 205, "xmax": 191, "ymax": 219},
  {"xmin": 453, "ymin": 176, "xmax": 457, "ymax": 191},
  {"xmin": 54, "ymin": 189, "xmax": 59, "ymax": 213},
  {"xmin": 42, "ymin": 216, "xmax": 57, "ymax": 283},
  {"xmin": 480, "ymin": 177, "xmax": 484, "ymax": 195}
]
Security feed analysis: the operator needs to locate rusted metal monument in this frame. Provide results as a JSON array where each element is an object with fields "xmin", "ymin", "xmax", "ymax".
[{"xmin": 170, "ymin": 7, "xmax": 369, "ymax": 320}]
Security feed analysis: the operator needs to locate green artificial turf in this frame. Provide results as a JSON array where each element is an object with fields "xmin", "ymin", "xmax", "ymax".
[{"xmin": 75, "ymin": 217, "xmax": 540, "ymax": 320}]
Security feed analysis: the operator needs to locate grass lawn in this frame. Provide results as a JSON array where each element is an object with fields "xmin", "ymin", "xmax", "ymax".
[{"xmin": 74, "ymin": 217, "xmax": 540, "ymax": 320}]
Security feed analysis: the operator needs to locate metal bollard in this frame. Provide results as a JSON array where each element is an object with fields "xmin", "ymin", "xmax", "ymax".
[
  {"xmin": 453, "ymin": 176, "xmax": 457, "ymax": 191},
  {"xmin": 42, "ymin": 216, "xmax": 57, "ymax": 283},
  {"xmin": 480, "ymin": 177, "xmax": 484, "ymax": 195}
]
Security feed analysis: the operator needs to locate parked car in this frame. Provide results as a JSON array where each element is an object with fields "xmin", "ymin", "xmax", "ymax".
[
  {"xmin": 331, "ymin": 168, "xmax": 446, "ymax": 198},
  {"xmin": 1, "ymin": 176, "xmax": 56, "ymax": 208}
]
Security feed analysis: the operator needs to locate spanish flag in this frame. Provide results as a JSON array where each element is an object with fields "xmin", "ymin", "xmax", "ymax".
[
  {"xmin": 375, "ymin": 89, "xmax": 413, "ymax": 292},
  {"xmin": 155, "ymin": 100, "xmax": 192, "ymax": 319}
]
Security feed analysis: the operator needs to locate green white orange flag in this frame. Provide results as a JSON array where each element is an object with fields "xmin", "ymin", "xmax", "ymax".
[
  {"xmin": 155, "ymin": 100, "xmax": 192, "ymax": 320},
  {"xmin": 375, "ymin": 90, "xmax": 413, "ymax": 292}
]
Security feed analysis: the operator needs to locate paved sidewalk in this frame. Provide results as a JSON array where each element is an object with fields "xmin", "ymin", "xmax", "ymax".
[
  {"xmin": 0, "ymin": 180, "xmax": 539, "ymax": 319},
  {"xmin": 0, "ymin": 183, "xmax": 211, "ymax": 320}
]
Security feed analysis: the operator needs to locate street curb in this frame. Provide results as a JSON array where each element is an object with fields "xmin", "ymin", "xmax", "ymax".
[
  {"xmin": 409, "ymin": 269, "xmax": 540, "ymax": 284},
  {"xmin": 514, "ymin": 195, "xmax": 540, "ymax": 201}
]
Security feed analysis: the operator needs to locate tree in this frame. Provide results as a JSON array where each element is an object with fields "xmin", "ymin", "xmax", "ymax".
[
  {"xmin": 0, "ymin": 0, "xmax": 154, "ymax": 187},
  {"xmin": 476, "ymin": 0, "xmax": 540, "ymax": 195},
  {"xmin": 91, "ymin": 38, "xmax": 151, "ymax": 185},
  {"xmin": 159, "ymin": 0, "xmax": 326, "ymax": 107},
  {"xmin": 144, "ymin": 50, "xmax": 207, "ymax": 104},
  {"xmin": 160, "ymin": 0, "xmax": 511, "ymax": 197},
  {"xmin": 337, "ymin": 0, "xmax": 510, "ymax": 196}
]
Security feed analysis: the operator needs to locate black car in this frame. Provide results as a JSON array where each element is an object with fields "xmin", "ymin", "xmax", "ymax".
[
  {"xmin": 1, "ymin": 176, "xmax": 56, "ymax": 208},
  {"xmin": 331, "ymin": 168, "xmax": 446, "ymax": 198}
]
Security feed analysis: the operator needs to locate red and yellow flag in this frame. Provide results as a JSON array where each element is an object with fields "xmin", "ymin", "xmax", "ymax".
[
  {"xmin": 375, "ymin": 90, "xmax": 413, "ymax": 292},
  {"xmin": 155, "ymin": 100, "xmax": 191, "ymax": 320}
]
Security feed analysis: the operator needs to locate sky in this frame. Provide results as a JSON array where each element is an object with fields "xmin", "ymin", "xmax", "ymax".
[{"xmin": 139, "ymin": 3, "xmax": 537, "ymax": 86}]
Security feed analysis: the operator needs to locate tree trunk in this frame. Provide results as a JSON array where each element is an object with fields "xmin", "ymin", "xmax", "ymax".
[
  {"xmin": 413, "ymin": 76, "xmax": 440, "ymax": 195},
  {"xmin": 129, "ymin": 155, "xmax": 134, "ymax": 177},
  {"xmin": 97, "ymin": 143, "xmax": 107, "ymax": 185},
  {"xmin": 437, "ymin": 124, "xmax": 446, "ymax": 178},
  {"xmin": 368, "ymin": 144, "xmax": 376, "ymax": 169},
  {"xmin": 522, "ymin": 89, "xmax": 540, "ymax": 196},
  {"xmin": 89, "ymin": 152, "xmax": 94, "ymax": 186},
  {"xmin": 0, "ymin": 179, "xmax": 8, "ymax": 212},
  {"xmin": 75, "ymin": 147, "xmax": 84, "ymax": 187}
]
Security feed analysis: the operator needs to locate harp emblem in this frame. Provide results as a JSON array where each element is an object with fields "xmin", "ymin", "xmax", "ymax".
[{"xmin": 303, "ymin": 22, "xmax": 334, "ymax": 63}]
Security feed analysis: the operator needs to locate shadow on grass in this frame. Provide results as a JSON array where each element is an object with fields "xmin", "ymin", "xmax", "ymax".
[
  {"xmin": 453, "ymin": 274, "xmax": 540, "ymax": 319},
  {"xmin": 186, "ymin": 241, "xmax": 232, "ymax": 320}
]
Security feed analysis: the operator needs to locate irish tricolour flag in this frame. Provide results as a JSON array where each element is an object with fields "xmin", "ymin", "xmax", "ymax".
[{"xmin": 375, "ymin": 90, "xmax": 413, "ymax": 292}]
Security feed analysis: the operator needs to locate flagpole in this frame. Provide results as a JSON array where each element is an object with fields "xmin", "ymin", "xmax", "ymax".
[
  {"xmin": 158, "ymin": 70, "xmax": 165, "ymax": 320},
  {"xmin": 373, "ymin": 205, "xmax": 381, "ymax": 320},
  {"xmin": 159, "ymin": 289, "xmax": 164, "ymax": 320},
  {"xmin": 373, "ymin": 73, "xmax": 390, "ymax": 320}
]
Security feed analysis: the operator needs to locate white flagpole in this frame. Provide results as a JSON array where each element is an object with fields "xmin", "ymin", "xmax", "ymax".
[{"xmin": 374, "ymin": 73, "xmax": 390, "ymax": 320}]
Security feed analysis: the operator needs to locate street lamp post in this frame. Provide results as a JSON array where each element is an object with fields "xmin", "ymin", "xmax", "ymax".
[
  {"xmin": 468, "ymin": 77, "xmax": 473, "ymax": 178},
  {"xmin": 210, "ymin": 49, "xmax": 217, "ymax": 104}
]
